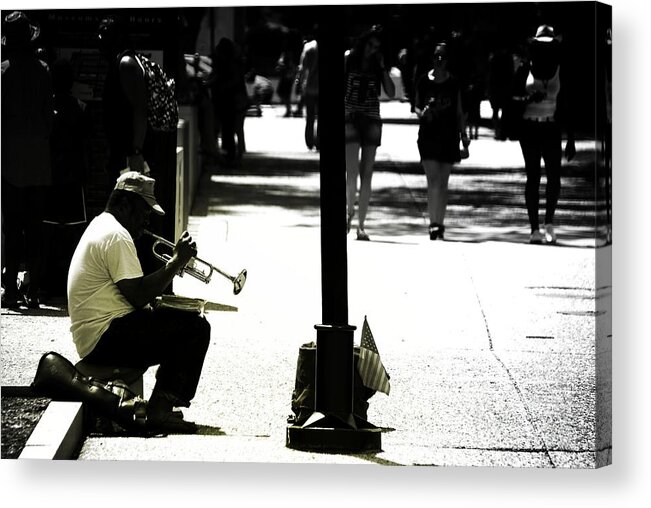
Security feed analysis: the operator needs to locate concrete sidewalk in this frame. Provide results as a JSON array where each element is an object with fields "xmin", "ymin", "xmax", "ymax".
[{"xmin": 1, "ymin": 102, "xmax": 611, "ymax": 467}]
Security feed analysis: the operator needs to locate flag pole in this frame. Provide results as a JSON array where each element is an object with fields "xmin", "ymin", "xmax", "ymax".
[{"xmin": 286, "ymin": 6, "xmax": 381, "ymax": 453}]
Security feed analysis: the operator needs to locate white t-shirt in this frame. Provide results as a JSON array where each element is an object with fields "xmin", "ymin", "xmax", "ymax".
[{"xmin": 67, "ymin": 212, "xmax": 143, "ymax": 358}]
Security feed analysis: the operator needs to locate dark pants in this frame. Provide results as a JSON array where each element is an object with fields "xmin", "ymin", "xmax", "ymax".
[
  {"xmin": 143, "ymin": 130, "xmax": 177, "ymax": 243},
  {"xmin": 304, "ymin": 94, "xmax": 319, "ymax": 150},
  {"xmin": 84, "ymin": 308, "xmax": 211, "ymax": 408},
  {"xmin": 518, "ymin": 120, "xmax": 562, "ymax": 231},
  {"xmin": 219, "ymin": 108, "xmax": 237, "ymax": 161},
  {"xmin": 216, "ymin": 105, "xmax": 246, "ymax": 163},
  {"xmin": 1, "ymin": 180, "xmax": 47, "ymax": 298}
]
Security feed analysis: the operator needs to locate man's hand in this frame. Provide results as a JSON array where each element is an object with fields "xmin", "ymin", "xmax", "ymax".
[
  {"xmin": 173, "ymin": 231, "xmax": 198, "ymax": 269},
  {"xmin": 116, "ymin": 232, "xmax": 198, "ymax": 309},
  {"xmin": 461, "ymin": 133, "xmax": 471, "ymax": 148}
]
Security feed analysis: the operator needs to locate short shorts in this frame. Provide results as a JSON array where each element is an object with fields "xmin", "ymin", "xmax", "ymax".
[{"xmin": 345, "ymin": 112, "xmax": 382, "ymax": 147}]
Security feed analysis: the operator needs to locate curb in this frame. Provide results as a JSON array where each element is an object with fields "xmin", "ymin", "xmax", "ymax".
[{"xmin": 19, "ymin": 401, "xmax": 85, "ymax": 460}]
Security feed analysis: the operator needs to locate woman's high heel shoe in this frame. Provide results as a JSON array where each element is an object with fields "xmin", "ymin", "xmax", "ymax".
[{"xmin": 429, "ymin": 223, "xmax": 445, "ymax": 240}]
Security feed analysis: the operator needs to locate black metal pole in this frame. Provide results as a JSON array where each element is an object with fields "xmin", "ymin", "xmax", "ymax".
[
  {"xmin": 314, "ymin": 4, "xmax": 354, "ymax": 424},
  {"xmin": 286, "ymin": 6, "xmax": 381, "ymax": 452},
  {"xmin": 317, "ymin": 17, "xmax": 348, "ymax": 326}
]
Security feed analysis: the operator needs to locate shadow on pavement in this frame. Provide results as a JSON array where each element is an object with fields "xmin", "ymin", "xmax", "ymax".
[
  {"xmin": 196, "ymin": 424, "xmax": 226, "ymax": 436},
  {"xmin": 192, "ymin": 146, "xmax": 608, "ymax": 247}
]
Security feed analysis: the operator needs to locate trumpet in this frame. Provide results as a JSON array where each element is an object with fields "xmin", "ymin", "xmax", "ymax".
[{"xmin": 144, "ymin": 230, "xmax": 247, "ymax": 295}]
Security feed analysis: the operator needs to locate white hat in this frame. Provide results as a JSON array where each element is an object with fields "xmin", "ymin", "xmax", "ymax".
[{"xmin": 114, "ymin": 171, "xmax": 165, "ymax": 215}]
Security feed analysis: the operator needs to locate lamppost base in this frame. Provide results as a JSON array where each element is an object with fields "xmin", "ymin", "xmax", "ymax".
[{"xmin": 286, "ymin": 412, "xmax": 382, "ymax": 453}]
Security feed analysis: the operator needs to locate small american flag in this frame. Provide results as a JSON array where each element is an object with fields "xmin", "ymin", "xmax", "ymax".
[{"xmin": 357, "ymin": 316, "xmax": 390, "ymax": 395}]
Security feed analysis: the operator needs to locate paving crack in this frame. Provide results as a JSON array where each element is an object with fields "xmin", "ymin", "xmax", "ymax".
[{"xmin": 465, "ymin": 253, "xmax": 556, "ymax": 467}]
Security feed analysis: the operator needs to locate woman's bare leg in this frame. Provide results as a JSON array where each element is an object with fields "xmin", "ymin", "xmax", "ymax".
[
  {"xmin": 346, "ymin": 141, "xmax": 361, "ymax": 225},
  {"xmin": 422, "ymin": 159, "xmax": 452, "ymax": 225},
  {"xmin": 357, "ymin": 145, "xmax": 378, "ymax": 233}
]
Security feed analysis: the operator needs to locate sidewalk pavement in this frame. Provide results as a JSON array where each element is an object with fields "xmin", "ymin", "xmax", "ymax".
[{"xmin": 1, "ymin": 102, "xmax": 611, "ymax": 467}]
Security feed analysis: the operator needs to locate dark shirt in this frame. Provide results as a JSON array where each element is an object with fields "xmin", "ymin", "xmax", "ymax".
[
  {"xmin": 416, "ymin": 74, "xmax": 460, "ymax": 142},
  {"xmin": 52, "ymin": 94, "xmax": 90, "ymax": 183},
  {"xmin": 1, "ymin": 52, "xmax": 54, "ymax": 187}
]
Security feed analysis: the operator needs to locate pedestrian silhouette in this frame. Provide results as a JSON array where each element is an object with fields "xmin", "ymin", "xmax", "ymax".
[
  {"xmin": 1, "ymin": 11, "xmax": 54, "ymax": 309},
  {"xmin": 414, "ymin": 42, "xmax": 469, "ymax": 240},
  {"xmin": 345, "ymin": 25, "xmax": 396, "ymax": 241},
  {"xmin": 275, "ymin": 30, "xmax": 301, "ymax": 118},
  {"xmin": 40, "ymin": 58, "xmax": 91, "ymax": 297},
  {"xmin": 210, "ymin": 37, "xmax": 248, "ymax": 167},
  {"xmin": 46, "ymin": 58, "xmax": 91, "ymax": 226},
  {"xmin": 487, "ymin": 46, "xmax": 513, "ymax": 140},
  {"xmin": 295, "ymin": 33, "xmax": 319, "ymax": 150},
  {"xmin": 516, "ymin": 24, "xmax": 575, "ymax": 244}
]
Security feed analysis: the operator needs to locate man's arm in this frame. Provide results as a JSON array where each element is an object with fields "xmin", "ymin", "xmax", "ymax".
[
  {"xmin": 377, "ymin": 52, "xmax": 395, "ymax": 99},
  {"xmin": 457, "ymin": 90, "xmax": 468, "ymax": 144},
  {"xmin": 414, "ymin": 78, "xmax": 430, "ymax": 120},
  {"xmin": 119, "ymin": 54, "xmax": 148, "ymax": 172},
  {"xmin": 116, "ymin": 232, "xmax": 196, "ymax": 308},
  {"xmin": 559, "ymin": 63, "xmax": 576, "ymax": 162},
  {"xmin": 294, "ymin": 48, "xmax": 307, "ymax": 95}
]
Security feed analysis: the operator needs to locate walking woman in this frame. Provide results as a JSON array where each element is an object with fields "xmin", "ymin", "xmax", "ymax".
[
  {"xmin": 414, "ymin": 42, "xmax": 469, "ymax": 240},
  {"xmin": 344, "ymin": 25, "xmax": 395, "ymax": 241},
  {"xmin": 518, "ymin": 25, "xmax": 575, "ymax": 244}
]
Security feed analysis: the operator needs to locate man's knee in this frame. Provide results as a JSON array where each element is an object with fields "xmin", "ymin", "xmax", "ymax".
[
  {"xmin": 170, "ymin": 316, "xmax": 211, "ymax": 365},
  {"xmin": 172, "ymin": 313, "xmax": 211, "ymax": 345},
  {"xmin": 199, "ymin": 315, "xmax": 211, "ymax": 336},
  {"xmin": 187, "ymin": 315, "xmax": 211, "ymax": 342},
  {"xmin": 192, "ymin": 315, "xmax": 212, "ymax": 347}
]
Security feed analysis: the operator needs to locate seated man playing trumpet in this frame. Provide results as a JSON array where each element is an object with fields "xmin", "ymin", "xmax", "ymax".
[{"xmin": 67, "ymin": 171, "xmax": 210, "ymax": 434}]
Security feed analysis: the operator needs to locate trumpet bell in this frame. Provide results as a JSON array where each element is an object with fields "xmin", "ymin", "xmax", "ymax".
[{"xmin": 233, "ymin": 269, "xmax": 247, "ymax": 295}]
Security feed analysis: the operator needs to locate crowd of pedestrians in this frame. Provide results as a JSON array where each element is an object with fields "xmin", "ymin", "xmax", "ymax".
[
  {"xmin": 192, "ymin": 21, "xmax": 588, "ymax": 246},
  {"xmin": 339, "ymin": 23, "xmax": 585, "ymax": 244},
  {"xmin": 191, "ymin": 21, "xmax": 579, "ymax": 246}
]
